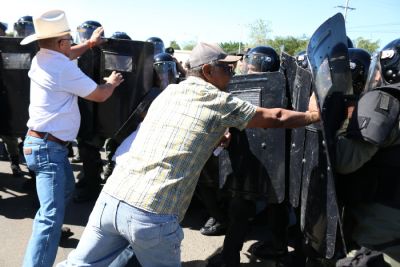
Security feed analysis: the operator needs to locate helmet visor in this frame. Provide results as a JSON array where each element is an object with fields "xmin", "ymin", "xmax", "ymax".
[
  {"xmin": 154, "ymin": 61, "xmax": 177, "ymax": 90},
  {"xmin": 364, "ymin": 52, "xmax": 385, "ymax": 92},
  {"xmin": 14, "ymin": 23, "xmax": 34, "ymax": 37},
  {"xmin": 243, "ymin": 53, "xmax": 274, "ymax": 73}
]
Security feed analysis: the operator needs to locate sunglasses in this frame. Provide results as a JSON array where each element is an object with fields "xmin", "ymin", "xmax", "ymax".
[
  {"xmin": 58, "ymin": 36, "xmax": 74, "ymax": 45},
  {"xmin": 214, "ymin": 63, "xmax": 235, "ymax": 76}
]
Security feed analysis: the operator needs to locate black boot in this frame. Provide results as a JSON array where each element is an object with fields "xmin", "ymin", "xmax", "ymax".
[{"xmin": 10, "ymin": 155, "xmax": 23, "ymax": 177}]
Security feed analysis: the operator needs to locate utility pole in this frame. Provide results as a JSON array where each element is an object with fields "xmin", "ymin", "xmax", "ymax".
[{"xmin": 336, "ymin": 0, "xmax": 356, "ymax": 22}]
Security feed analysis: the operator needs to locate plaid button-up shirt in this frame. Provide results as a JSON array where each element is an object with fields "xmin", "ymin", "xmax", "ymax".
[{"xmin": 103, "ymin": 76, "xmax": 256, "ymax": 221}]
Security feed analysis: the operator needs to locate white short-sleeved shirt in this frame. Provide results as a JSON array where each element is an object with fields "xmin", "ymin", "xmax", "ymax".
[
  {"xmin": 112, "ymin": 123, "xmax": 142, "ymax": 164},
  {"xmin": 27, "ymin": 49, "xmax": 97, "ymax": 141}
]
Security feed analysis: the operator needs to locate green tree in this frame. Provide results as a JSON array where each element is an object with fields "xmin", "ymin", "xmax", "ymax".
[
  {"xmin": 247, "ymin": 19, "xmax": 271, "ymax": 46},
  {"xmin": 355, "ymin": 37, "xmax": 380, "ymax": 53},
  {"xmin": 268, "ymin": 36, "xmax": 309, "ymax": 56},
  {"xmin": 182, "ymin": 40, "xmax": 196, "ymax": 51},
  {"xmin": 220, "ymin": 41, "xmax": 246, "ymax": 54},
  {"xmin": 169, "ymin": 40, "xmax": 181, "ymax": 50}
]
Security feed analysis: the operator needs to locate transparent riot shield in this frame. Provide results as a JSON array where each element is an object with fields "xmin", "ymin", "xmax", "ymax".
[{"xmin": 0, "ymin": 37, "xmax": 38, "ymax": 136}]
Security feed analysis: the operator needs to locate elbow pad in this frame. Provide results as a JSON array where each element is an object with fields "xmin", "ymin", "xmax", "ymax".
[{"xmin": 347, "ymin": 90, "xmax": 400, "ymax": 146}]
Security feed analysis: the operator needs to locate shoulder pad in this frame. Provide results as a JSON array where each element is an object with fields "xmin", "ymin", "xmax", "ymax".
[{"xmin": 347, "ymin": 90, "xmax": 400, "ymax": 145}]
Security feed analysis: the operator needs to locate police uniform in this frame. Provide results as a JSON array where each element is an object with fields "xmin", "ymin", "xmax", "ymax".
[{"xmin": 335, "ymin": 84, "xmax": 400, "ymax": 266}]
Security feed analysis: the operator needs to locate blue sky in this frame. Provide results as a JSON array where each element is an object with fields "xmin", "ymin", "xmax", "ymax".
[{"xmin": 1, "ymin": 0, "xmax": 399, "ymax": 50}]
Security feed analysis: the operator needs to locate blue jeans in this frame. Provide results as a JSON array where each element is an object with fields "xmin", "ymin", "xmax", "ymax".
[
  {"xmin": 58, "ymin": 192, "xmax": 184, "ymax": 267},
  {"xmin": 23, "ymin": 135, "xmax": 75, "ymax": 267}
]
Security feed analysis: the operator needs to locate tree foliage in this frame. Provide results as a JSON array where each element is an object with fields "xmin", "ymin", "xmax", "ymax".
[
  {"xmin": 268, "ymin": 36, "xmax": 309, "ymax": 56},
  {"xmin": 220, "ymin": 41, "xmax": 246, "ymax": 54},
  {"xmin": 182, "ymin": 40, "xmax": 196, "ymax": 51},
  {"xmin": 355, "ymin": 37, "xmax": 380, "ymax": 53},
  {"xmin": 247, "ymin": 19, "xmax": 271, "ymax": 46},
  {"xmin": 169, "ymin": 40, "xmax": 181, "ymax": 50}
]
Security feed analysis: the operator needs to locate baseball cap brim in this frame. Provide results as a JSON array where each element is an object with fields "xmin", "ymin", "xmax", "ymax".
[{"xmin": 217, "ymin": 54, "xmax": 242, "ymax": 64}]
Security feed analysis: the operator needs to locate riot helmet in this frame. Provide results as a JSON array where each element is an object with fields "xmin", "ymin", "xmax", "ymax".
[
  {"xmin": 243, "ymin": 46, "xmax": 280, "ymax": 74},
  {"xmin": 153, "ymin": 52, "xmax": 177, "ymax": 90},
  {"xmin": 111, "ymin": 31, "xmax": 131, "ymax": 40},
  {"xmin": 365, "ymin": 38, "xmax": 400, "ymax": 91},
  {"xmin": 146, "ymin": 36, "xmax": 165, "ymax": 55},
  {"xmin": 348, "ymin": 48, "xmax": 371, "ymax": 95},
  {"xmin": 165, "ymin": 47, "xmax": 175, "ymax": 55},
  {"xmin": 76, "ymin": 20, "xmax": 103, "ymax": 44},
  {"xmin": 13, "ymin": 16, "xmax": 34, "ymax": 37}
]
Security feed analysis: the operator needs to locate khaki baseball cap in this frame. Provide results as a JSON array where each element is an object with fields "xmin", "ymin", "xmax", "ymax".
[{"xmin": 189, "ymin": 42, "xmax": 241, "ymax": 68}]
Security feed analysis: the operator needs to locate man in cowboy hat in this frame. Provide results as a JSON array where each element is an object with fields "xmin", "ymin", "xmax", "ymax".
[
  {"xmin": 20, "ymin": 9, "xmax": 124, "ymax": 267},
  {"xmin": 58, "ymin": 42, "xmax": 320, "ymax": 267}
]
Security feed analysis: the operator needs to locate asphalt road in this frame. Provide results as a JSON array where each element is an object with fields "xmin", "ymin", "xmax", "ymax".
[{"xmin": 0, "ymin": 149, "xmax": 277, "ymax": 267}]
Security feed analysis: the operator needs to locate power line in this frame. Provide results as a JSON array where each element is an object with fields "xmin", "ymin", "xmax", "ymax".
[
  {"xmin": 335, "ymin": 0, "xmax": 356, "ymax": 22},
  {"xmin": 348, "ymin": 23, "xmax": 400, "ymax": 29}
]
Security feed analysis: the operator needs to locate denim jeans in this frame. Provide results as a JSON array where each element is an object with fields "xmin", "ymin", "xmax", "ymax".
[
  {"xmin": 23, "ymin": 135, "xmax": 75, "ymax": 267},
  {"xmin": 58, "ymin": 192, "xmax": 184, "ymax": 267}
]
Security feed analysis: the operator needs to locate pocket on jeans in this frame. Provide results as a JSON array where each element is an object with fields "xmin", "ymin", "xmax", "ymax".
[
  {"xmin": 24, "ymin": 145, "xmax": 42, "ymax": 171},
  {"xmin": 129, "ymin": 221, "xmax": 161, "ymax": 249},
  {"xmin": 163, "ymin": 223, "xmax": 184, "ymax": 254}
]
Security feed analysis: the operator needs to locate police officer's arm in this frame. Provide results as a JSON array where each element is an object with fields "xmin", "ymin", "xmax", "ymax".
[
  {"xmin": 246, "ymin": 108, "xmax": 319, "ymax": 129},
  {"xmin": 69, "ymin": 27, "xmax": 105, "ymax": 60},
  {"xmin": 335, "ymin": 130, "xmax": 378, "ymax": 174},
  {"xmin": 84, "ymin": 71, "xmax": 124, "ymax": 102}
]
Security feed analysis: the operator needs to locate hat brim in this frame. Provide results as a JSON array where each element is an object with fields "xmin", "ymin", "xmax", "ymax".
[
  {"xmin": 217, "ymin": 55, "xmax": 242, "ymax": 64},
  {"xmin": 20, "ymin": 30, "xmax": 71, "ymax": 45}
]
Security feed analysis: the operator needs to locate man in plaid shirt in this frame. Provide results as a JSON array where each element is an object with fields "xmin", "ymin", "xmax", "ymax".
[{"xmin": 59, "ymin": 42, "xmax": 320, "ymax": 267}]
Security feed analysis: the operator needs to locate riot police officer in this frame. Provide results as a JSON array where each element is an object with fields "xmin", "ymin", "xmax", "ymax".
[
  {"xmin": 0, "ymin": 16, "xmax": 35, "ymax": 177},
  {"xmin": 146, "ymin": 36, "xmax": 165, "ymax": 55},
  {"xmin": 207, "ymin": 46, "xmax": 287, "ymax": 267},
  {"xmin": 153, "ymin": 52, "xmax": 178, "ymax": 89},
  {"xmin": 348, "ymin": 47, "xmax": 371, "ymax": 96},
  {"xmin": 73, "ymin": 20, "xmax": 105, "ymax": 203},
  {"xmin": 76, "ymin": 20, "xmax": 103, "ymax": 44},
  {"xmin": 111, "ymin": 31, "xmax": 131, "ymax": 40},
  {"xmin": 102, "ymin": 31, "xmax": 133, "ymax": 181},
  {"xmin": 242, "ymin": 45, "xmax": 280, "ymax": 74},
  {"xmin": 335, "ymin": 39, "xmax": 400, "ymax": 266},
  {"xmin": 13, "ymin": 15, "xmax": 34, "ymax": 37}
]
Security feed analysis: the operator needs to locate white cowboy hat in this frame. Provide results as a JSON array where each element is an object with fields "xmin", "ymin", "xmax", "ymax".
[{"xmin": 20, "ymin": 10, "xmax": 71, "ymax": 45}]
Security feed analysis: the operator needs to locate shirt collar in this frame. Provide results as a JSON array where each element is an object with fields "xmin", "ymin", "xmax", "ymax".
[{"xmin": 185, "ymin": 76, "xmax": 220, "ymax": 92}]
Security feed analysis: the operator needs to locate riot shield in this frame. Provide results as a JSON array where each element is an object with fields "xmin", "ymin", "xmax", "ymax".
[
  {"xmin": 281, "ymin": 52, "xmax": 313, "ymax": 208},
  {"xmin": 220, "ymin": 72, "xmax": 288, "ymax": 203},
  {"xmin": 0, "ymin": 37, "xmax": 38, "ymax": 136},
  {"xmin": 281, "ymin": 52, "xmax": 297, "ymax": 98},
  {"xmin": 112, "ymin": 87, "xmax": 161, "ymax": 145},
  {"xmin": 301, "ymin": 13, "xmax": 351, "ymax": 258},
  {"xmin": 97, "ymin": 38, "xmax": 154, "ymax": 136},
  {"xmin": 77, "ymin": 47, "xmax": 101, "ymax": 140}
]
